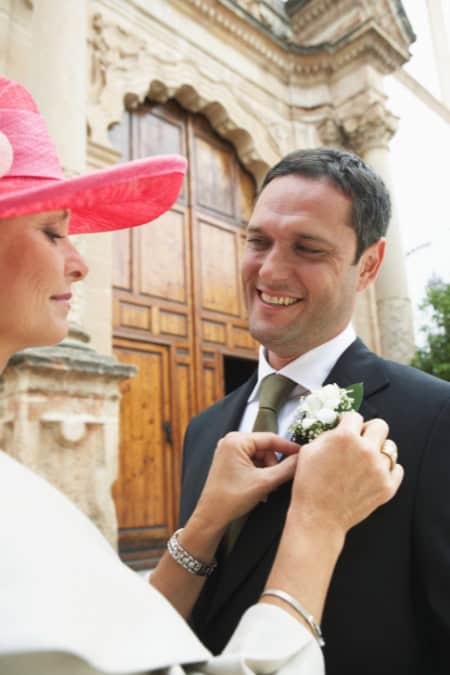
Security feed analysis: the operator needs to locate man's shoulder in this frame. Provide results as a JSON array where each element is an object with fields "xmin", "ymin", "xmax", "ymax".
[
  {"xmin": 380, "ymin": 355, "xmax": 450, "ymax": 397},
  {"xmin": 345, "ymin": 339, "xmax": 450, "ymax": 397}
]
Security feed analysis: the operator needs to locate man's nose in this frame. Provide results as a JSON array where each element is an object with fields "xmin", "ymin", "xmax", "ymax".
[{"xmin": 258, "ymin": 246, "xmax": 290, "ymax": 284}]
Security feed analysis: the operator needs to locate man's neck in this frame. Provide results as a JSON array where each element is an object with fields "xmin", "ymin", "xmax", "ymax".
[
  {"xmin": 267, "ymin": 331, "xmax": 349, "ymax": 371},
  {"xmin": 267, "ymin": 351, "xmax": 303, "ymax": 371},
  {"xmin": 259, "ymin": 324, "xmax": 356, "ymax": 392}
]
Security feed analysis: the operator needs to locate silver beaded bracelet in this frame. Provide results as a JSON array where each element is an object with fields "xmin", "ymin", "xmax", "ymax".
[
  {"xmin": 167, "ymin": 528, "xmax": 218, "ymax": 577},
  {"xmin": 261, "ymin": 588, "xmax": 325, "ymax": 647}
]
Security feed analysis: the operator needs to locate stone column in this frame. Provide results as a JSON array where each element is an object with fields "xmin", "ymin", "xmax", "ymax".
[
  {"xmin": 0, "ymin": 0, "xmax": 135, "ymax": 548},
  {"xmin": 0, "ymin": 0, "xmax": 11, "ymax": 74},
  {"xmin": 30, "ymin": 0, "xmax": 87, "ymax": 332},
  {"xmin": 342, "ymin": 95, "xmax": 415, "ymax": 364}
]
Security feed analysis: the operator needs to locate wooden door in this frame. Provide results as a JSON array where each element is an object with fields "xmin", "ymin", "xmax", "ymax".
[
  {"xmin": 112, "ymin": 342, "xmax": 174, "ymax": 568},
  {"xmin": 111, "ymin": 100, "xmax": 258, "ymax": 568}
]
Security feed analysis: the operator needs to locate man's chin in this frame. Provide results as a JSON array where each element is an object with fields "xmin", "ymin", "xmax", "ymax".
[{"xmin": 249, "ymin": 323, "xmax": 296, "ymax": 352}]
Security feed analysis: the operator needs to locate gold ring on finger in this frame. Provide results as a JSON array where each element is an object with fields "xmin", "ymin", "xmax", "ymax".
[{"xmin": 380, "ymin": 440, "xmax": 398, "ymax": 472}]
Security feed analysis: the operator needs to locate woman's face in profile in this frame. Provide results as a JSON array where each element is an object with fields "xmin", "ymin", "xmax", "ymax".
[{"xmin": 0, "ymin": 210, "xmax": 88, "ymax": 352}]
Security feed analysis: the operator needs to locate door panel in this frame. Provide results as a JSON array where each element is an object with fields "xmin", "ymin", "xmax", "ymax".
[
  {"xmin": 113, "ymin": 343, "xmax": 174, "ymax": 568},
  {"xmin": 198, "ymin": 219, "xmax": 241, "ymax": 316},
  {"xmin": 137, "ymin": 209, "xmax": 187, "ymax": 303}
]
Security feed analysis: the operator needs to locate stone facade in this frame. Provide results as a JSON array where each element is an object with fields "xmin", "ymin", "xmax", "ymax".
[{"xmin": 0, "ymin": 0, "xmax": 416, "ymax": 544}]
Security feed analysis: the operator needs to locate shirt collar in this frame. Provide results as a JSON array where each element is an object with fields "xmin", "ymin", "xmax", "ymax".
[{"xmin": 249, "ymin": 324, "xmax": 356, "ymax": 403}]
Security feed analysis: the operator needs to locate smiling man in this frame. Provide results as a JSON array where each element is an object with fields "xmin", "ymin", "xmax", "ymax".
[{"xmin": 179, "ymin": 148, "xmax": 450, "ymax": 675}]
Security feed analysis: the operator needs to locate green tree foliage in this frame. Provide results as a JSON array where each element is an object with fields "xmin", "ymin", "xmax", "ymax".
[{"xmin": 412, "ymin": 279, "xmax": 450, "ymax": 381}]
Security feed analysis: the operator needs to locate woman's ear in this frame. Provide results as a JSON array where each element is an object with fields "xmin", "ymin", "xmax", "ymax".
[{"xmin": 356, "ymin": 238, "xmax": 386, "ymax": 292}]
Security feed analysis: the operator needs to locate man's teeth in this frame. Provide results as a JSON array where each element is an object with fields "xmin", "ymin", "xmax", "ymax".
[{"xmin": 260, "ymin": 292, "xmax": 298, "ymax": 306}]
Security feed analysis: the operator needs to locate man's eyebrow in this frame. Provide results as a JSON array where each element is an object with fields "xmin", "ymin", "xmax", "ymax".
[
  {"xmin": 246, "ymin": 225, "xmax": 331, "ymax": 246},
  {"xmin": 294, "ymin": 233, "xmax": 330, "ymax": 245}
]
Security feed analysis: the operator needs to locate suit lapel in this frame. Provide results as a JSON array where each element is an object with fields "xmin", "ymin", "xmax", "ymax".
[
  {"xmin": 205, "ymin": 339, "xmax": 391, "ymax": 620},
  {"xmin": 213, "ymin": 373, "xmax": 258, "ymax": 440},
  {"xmin": 324, "ymin": 338, "xmax": 390, "ymax": 419}
]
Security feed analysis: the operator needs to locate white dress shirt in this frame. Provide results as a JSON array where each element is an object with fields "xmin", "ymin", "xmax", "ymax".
[{"xmin": 238, "ymin": 324, "xmax": 356, "ymax": 438}]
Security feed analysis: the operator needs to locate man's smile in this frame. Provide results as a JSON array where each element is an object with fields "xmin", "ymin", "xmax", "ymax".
[{"xmin": 258, "ymin": 290, "xmax": 302, "ymax": 307}]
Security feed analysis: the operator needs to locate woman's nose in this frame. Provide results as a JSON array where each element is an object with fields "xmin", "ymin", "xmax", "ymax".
[{"xmin": 65, "ymin": 241, "xmax": 89, "ymax": 281}]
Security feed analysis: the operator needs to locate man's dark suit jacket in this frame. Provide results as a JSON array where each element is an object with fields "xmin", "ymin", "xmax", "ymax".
[{"xmin": 179, "ymin": 339, "xmax": 450, "ymax": 675}]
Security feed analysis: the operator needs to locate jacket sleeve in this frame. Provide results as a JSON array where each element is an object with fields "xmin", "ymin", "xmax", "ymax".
[
  {"xmin": 180, "ymin": 604, "xmax": 324, "ymax": 675},
  {"xmin": 413, "ymin": 395, "xmax": 450, "ymax": 673}
]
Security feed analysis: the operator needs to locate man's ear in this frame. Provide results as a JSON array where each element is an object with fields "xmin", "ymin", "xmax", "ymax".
[{"xmin": 356, "ymin": 238, "xmax": 386, "ymax": 292}]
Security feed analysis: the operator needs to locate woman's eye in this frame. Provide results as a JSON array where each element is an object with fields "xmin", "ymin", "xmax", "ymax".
[
  {"xmin": 246, "ymin": 237, "xmax": 267, "ymax": 248},
  {"xmin": 44, "ymin": 229, "xmax": 64, "ymax": 243}
]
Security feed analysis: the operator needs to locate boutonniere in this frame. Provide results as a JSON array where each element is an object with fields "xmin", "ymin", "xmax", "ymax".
[{"xmin": 289, "ymin": 383, "xmax": 364, "ymax": 444}]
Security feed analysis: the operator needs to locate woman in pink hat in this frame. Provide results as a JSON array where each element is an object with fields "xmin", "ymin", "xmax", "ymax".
[{"xmin": 0, "ymin": 77, "xmax": 402, "ymax": 675}]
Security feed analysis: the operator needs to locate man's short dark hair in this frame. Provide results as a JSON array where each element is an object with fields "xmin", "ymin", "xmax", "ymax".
[{"xmin": 261, "ymin": 147, "xmax": 391, "ymax": 261}]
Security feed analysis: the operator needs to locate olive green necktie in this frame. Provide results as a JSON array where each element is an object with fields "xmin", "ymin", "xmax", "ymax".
[
  {"xmin": 224, "ymin": 373, "xmax": 297, "ymax": 554},
  {"xmin": 252, "ymin": 373, "xmax": 298, "ymax": 433}
]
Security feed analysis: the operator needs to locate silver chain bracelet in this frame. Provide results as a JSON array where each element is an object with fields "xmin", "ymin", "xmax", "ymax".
[{"xmin": 167, "ymin": 528, "xmax": 218, "ymax": 577}]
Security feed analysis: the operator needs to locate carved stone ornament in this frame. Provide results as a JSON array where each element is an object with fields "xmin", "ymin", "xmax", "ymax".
[
  {"xmin": 0, "ymin": 343, "xmax": 136, "ymax": 546},
  {"xmin": 87, "ymin": 11, "xmax": 290, "ymax": 180},
  {"xmin": 342, "ymin": 100, "xmax": 399, "ymax": 155},
  {"xmin": 233, "ymin": 0, "xmax": 293, "ymax": 41},
  {"xmin": 287, "ymin": 0, "xmax": 414, "ymax": 56},
  {"xmin": 317, "ymin": 115, "xmax": 344, "ymax": 148}
]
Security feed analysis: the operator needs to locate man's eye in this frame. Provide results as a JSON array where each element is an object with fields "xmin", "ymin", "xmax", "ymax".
[{"xmin": 296, "ymin": 245, "xmax": 323, "ymax": 255}]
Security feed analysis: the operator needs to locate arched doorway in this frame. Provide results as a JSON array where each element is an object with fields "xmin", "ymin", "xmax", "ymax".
[{"xmin": 110, "ymin": 100, "xmax": 259, "ymax": 568}]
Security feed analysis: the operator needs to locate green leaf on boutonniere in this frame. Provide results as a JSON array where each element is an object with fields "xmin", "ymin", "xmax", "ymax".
[{"xmin": 345, "ymin": 382, "xmax": 364, "ymax": 411}]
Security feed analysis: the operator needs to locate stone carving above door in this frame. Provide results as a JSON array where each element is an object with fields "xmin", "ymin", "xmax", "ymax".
[{"xmin": 87, "ymin": 10, "xmax": 290, "ymax": 181}]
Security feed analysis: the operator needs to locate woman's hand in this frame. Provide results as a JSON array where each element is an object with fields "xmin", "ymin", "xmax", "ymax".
[
  {"xmin": 151, "ymin": 432, "xmax": 299, "ymax": 618},
  {"xmin": 288, "ymin": 411, "xmax": 403, "ymax": 536},
  {"xmin": 193, "ymin": 431, "xmax": 300, "ymax": 532},
  {"xmin": 263, "ymin": 412, "xmax": 404, "ymax": 632}
]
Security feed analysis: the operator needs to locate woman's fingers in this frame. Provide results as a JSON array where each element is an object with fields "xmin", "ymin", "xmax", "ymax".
[
  {"xmin": 259, "ymin": 454, "xmax": 298, "ymax": 492},
  {"xmin": 360, "ymin": 417, "xmax": 389, "ymax": 445},
  {"xmin": 218, "ymin": 431, "xmax": 300, "ymax": 467},
  {"xmin": 390, "ymin": 463, "xmax": 404, "ymax": 491},
  {"xmin": 289, "ymin": 412, "xmax": 404, "ymax": 534}
]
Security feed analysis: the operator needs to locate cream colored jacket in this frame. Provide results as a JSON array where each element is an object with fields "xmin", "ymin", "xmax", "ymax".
[{"xmin": 0, "ymin": 451, "xmax": 323, "ymax": 675}]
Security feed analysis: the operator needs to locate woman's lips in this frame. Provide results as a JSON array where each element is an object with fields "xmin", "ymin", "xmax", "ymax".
[{"xmin": 50, "ymin": 293, "xmax": 72, "ymax": 302}]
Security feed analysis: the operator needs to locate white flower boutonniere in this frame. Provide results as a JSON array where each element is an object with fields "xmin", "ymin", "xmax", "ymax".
[{"xmin": 289, "ymin": 383, "xmax": 364, "ymax": 444}]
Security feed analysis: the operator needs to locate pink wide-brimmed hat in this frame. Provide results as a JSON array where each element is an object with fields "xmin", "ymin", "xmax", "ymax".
[{"xmin": 0, "ymin": 78, "xmax": 187, "ymax": 234}]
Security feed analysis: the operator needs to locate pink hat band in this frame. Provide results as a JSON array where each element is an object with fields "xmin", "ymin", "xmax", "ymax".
[{"xmin": 0, "ymin": 109, "xmax": 62, "ymax": 179}]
